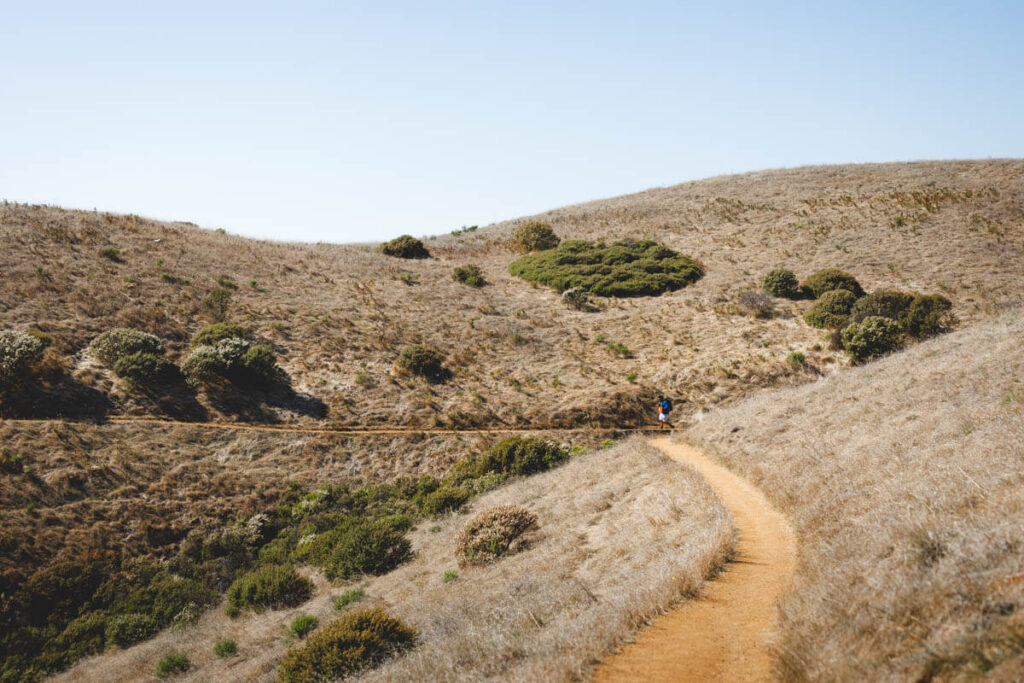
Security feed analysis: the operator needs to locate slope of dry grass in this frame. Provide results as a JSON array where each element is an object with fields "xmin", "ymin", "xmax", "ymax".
[
  {"xmin": 686, "ymin": 310, "xmax": 1024, "ymax": 680},
  {"xmin": 54, "ymin": 437, "xmax": 732, "ymax": 682}
]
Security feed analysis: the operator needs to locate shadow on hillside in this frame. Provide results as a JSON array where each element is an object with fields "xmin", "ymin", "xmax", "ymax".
[
  {"xmin": 0, "ymin": 371, "xmax": 112, "ymax": 421},
  {"xmin": 203, "ymin": 370, "xmax": 327, "ymax": 422},
  {"xmin": 129, "ymin": 368, "xmax": 210, "ymax": 422}
]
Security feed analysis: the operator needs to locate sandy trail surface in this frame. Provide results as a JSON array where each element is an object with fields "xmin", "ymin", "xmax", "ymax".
[{"xmin": 594, "ymin": 437, "xmax": 797, "ymax": 682}]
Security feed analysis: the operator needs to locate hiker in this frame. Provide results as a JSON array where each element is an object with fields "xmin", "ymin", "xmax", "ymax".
[{"xmin": 657, "ymin": 396, "xmax": 674, "ymax": 430}]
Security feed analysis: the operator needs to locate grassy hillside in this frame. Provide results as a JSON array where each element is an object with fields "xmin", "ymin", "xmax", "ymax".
[
  {"xmin": 688, "ymin": 310, "xmax": 1024, "ymax": 680},
  {"xmin": 1, "ymin": 159, "xmax": 1023, "ymax": 680}
]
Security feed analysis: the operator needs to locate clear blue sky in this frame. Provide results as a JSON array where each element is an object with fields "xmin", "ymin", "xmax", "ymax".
[{"xmin": 2, "ymin": 1, "xmax": 1022, "ymax": 243}]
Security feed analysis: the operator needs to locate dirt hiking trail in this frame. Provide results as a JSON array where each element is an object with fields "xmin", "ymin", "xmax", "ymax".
[{"xmin": 594, "ymin": 437, "xmax": 797, "ymax": 682}]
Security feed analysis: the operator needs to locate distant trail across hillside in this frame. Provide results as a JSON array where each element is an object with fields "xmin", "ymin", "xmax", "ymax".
[
  {"xmin": 594, "ymin": 437, "xmax": 797, "ymax": 682},
  {"xmin": 2, "ymin": 416, "xmax": 669, "ymax": 436}
]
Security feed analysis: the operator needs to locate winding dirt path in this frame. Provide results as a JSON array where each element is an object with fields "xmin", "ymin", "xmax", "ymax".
[{"xmin": 594, "ymin": 437, "xmax": 797, "ymax": 682}]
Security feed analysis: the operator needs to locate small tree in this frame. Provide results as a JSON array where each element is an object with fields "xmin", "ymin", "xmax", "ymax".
[{"xmin": 513, "ymin": 221, "xmax": 560, "ymax": 252}]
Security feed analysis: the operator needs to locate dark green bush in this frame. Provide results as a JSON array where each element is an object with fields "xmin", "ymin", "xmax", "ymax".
[
  {"xmin": 290, "ymin": 614, "xmax": 319, "ymax": 638},
  {"xmin": 380, "ymin": 235, "xmax": 430, "ymax": 259},
  {"xmin": 420, "ymin": 486, "xmax": 470, "ymax": 516},
  {"xmin": 902, "ymin": 294, "xmax": 954, "ymax": 338},
  {"xmin": 241, "ymin": 345, "xmax": 278, "ymax": 386},
  {"xmin": 105, "ymin": 613, "xmax": 159, "ymax": 648},
  {"xmin": 452, "ymin": 264, "xmax": 485, "ymax": 287},
  {"xmin": 395, "ymin": 345, "xmax": 446, "ymax": 381},
  {"xmin": 226, "ymin": 565, "xmax": 313, "ymax": 614},
  {"xmin": 214, "ymin": 639, "xmax": 237, "ymax": 657},
  {"xmin": 841, "ymin": 316, "xmax": 903, "ymax": 363},
  {"xmin": 513, "ymin": 221, "xmax": 561, "ymax": 252},
  {"xmin": 181, "ymin": 339, "xmax": 279, "ymax": 388},
  {"xmin": 800, "ymin": 269, "xmax": 865, "ymax": 299},
  {"xmin": 156, "ymin": 652, "xmax": 190, "ymax": 678},
  {"xmin": 89, "ymin": 328, "xmax": 164, "ymax": 366},
  {"xmin": 803, "ymin": 289, "xmax": 858, "ymax": 328},
  {"xmin": 455, "ymin": 505, "xmax": 538, "ymax": 567},
  {"xmin": 191, "ymin": 323, "xmax": 247, "ymax": 347},
  {"xmin": 762, "ymin": 269, "xmax": 801, "ymax": 298},
  {"xmin": 54, "ymin": 611, "xmax": 107, "ymax": 660},
  {"xmin": 848, "ymin": 290, "xmax": 915, "ymax": 325},
  {"xmin": 510, "ymin": 239, "xmax": 703, "ymax": 297},
  {"xmin": 309, "ymin": 518, "xmax": 412, "ymax": 580},
  {"xmin": 277, "ymin": 608, "xmax": 417, "ymax": 682},
  {"xmin": 100, "ymin": 246, "xmax": 123, "ymax": 262},
  {"xmin": 113, "ymin": 352, "xmax": 171, "ymax": 385},
  {"xmin": 458, "ymin": 437, "xmax": 569, "ymax": 479}
]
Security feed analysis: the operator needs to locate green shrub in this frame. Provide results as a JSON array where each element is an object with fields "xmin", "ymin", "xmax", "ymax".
[
  {"xmin": 420, "ymin": 486, "xmax": 470, "ymax": 516},
  {"xmin": 226, "ymin": 565, "xmax": 313, "ymax": 614},
  {"xmin": 442, "ymin": 570, "xmax": 458, "ymax": 583},
  {"xmin": 380, "ymin": 235, "xmax": 430, "ymax": 259},
  {"xmin": 241, "ymin": 345, "xmax": 278, "ymax": 386},
  {"xmin": 105, "ymin": 613, "xmax": 159, "ymax": 648},
  {"xmin": 214, "ymin": 639, "xmax": 237, "ymax": 657},
  {"xmin": 561, "ymin": 286, "xmax": 591, "ymax": 311},
  {"xmin": 848, "ymin": 290, "xmax": 915, "ymax": 325},
  {"xmin": 277, "ymin": 608, "xmax": 417, "ymax": 682},
  {"xmin": 395, "ymin": 345, "xmax": 446, "ymax": 381},
  {"xmin": 509, "ymin": 239, "xmax": 704, "ymax": 297},
  {"xmin": 191, "ymin": 323, "xmax": 247, "ymax": 347},
  {"xmin": 762, "ymin": 268, "xmax": 801, "ymax": 298},
  {"xmin": 333, "ymin": 588, "xmax": 365, "ymax": 611},
  {"xmin": 458, "ymin": 437, "xmax": 569, "ymax": 479},
  {"xmin": 180, "ymin": 346, "xmax": 224, "ymax": 387},
  {"xmin": 902, "ymin": 294, "xmax": 954, "ymax": 338},
  {"xmin": 452, "ymin": 264, "xmax": 485, "ymax": 287},
  {"xmin": 456, "ymin": 505, "xmax": 538, "ymax": 567},
  {"xmin": 290, "ymin": 614, "xmax": 319, "ymax": 639},
  {"xmin": 216, "ymin": 275, "xmax": 237, "ymax": 289},
  {"xmin": 309, "ymin": 518, "xmax": 412, "ymax": 580},
  {"xmin": 88, "ymin": 328, "xmax": 164, "ymax": 366},
  {"xmin": 787, "ymin": 351, "xmax": 806, "ymax": 365},
  {"xmin": 841, "ymin": 316, "xmax": 903, "ymax": 363},
  {"xmin": 513, "ymin": 221, "xmax": 561, "ymax": 252},
  {"xmin": 800, "ymin": 269, "xmax": 865, "ymax": 299},
  {"xmin": 156, "ymin": 652, "xmax": 190, "ymax": 678},
  {"xmin": 54, "ymin": 610, "xmax": 107, "ymax": 660},
  {"xmin": 113, "ymin": 351, "xmax": 171, "ymax": 385},
  {"xmin": 804, "ymin": 289, "xmax": 857, "ymax": 328},
  {"xmin": 0, "ymin": 331, "xmax": 45, "ymax": 385},
  {"xmin": 202, "ymin": 288, "xmax": 232, "ymax": 322}
]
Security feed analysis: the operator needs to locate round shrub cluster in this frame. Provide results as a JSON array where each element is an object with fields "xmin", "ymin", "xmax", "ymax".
[
  {"xmin": 903, "ymin": 294, "xmax": 954, "ymax": 339},
  {"xmin": 456, "ymin": 505, "xmax": 539, "ymax": 567},
  {"xmin": 457, "ymin": 437, "xmax": 570, "ymax": 479},
  {"xmin": 214, "ymin": 639, "xmax": 237, "ymax": 658},
  {"xmin": 308, "ymin": 517, "xmax": 412, "ymax": 580},
  {"xmin": 289, "ymin": 614, "xmax": 319, "ymax": 639},
  {"xmin": 181, "ymin": 338, "xmax": 278, "ymax": 388},
  {"xmin": 155, "ymin": 652, "xmax": 190, "ymax": 678},
  {"xmin": 0, "ymin": 330, "xmax": 45, "ymax": 385},
  {"xmin": 420, "ymin": 486, "xmax": 470, "ymax": 516},
  {"xmin": 848, "ymin": 290, "xmax": 915, "ymax": 325},
  {"xmin": 452, "ymin": 264, "xmax": 485, "ymax": 287},
  {"xmin": 804, "ymin": 289, "xmax": 858, "ymax": 328},
  {"xmin": 104, "ymin": 613, "xmax": 159, "ymax": 648},
  {"xmin": 225, "ymin": 564, "xmax": 313, "ymax": 615},
  {"xmin": 800, "ymin": 269, "xmax": 865, "ymax": 299},
  {"xmin": 513, "ymin": 221, "xmax": 561, "ymax": 252},
  {"xmin": 277, "ymin": 608, "xmax": 417, "ymax": 682},
  {"xmin": 113, "ymin": 351, "xmax": 171, "ymax": 385},
  {"xmin": 762, "ymin": 268, "xmax": 801, "ymax": 299},
  {"xmin": 510, "ymin": 239, "xmax": 704, "ymax": 297},
  {"xmin": 380, "ymin": 235, "xmax": 430, "ymax": 259},
  {"xmin": 394, "ymin": 345, "xmax": 446, "ymax": 381},
  {"xmin": 88, "ymin": 328, "xmax": 164, "ymax": 367},
  {"xmin": 191, "ymin": 323, "xmax": 247, "ymax": 347},
  {"xmin": 841, "ymin": 316, "xmax": 903, "ymax": 363}
]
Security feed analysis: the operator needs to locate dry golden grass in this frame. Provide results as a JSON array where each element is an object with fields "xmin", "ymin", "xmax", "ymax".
[
  {"xmin": 686, "ymin": 309, "xmax": 1024, "ymax": 680},
  {"xmin": 53, "ymin": 437, "xmax": 733, "ymax": 682}
]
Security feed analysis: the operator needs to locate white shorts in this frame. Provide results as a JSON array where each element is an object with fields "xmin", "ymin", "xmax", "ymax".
[{"xmin": 659, "ymin": 413, "xmax": 668, "ymax": 422}]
